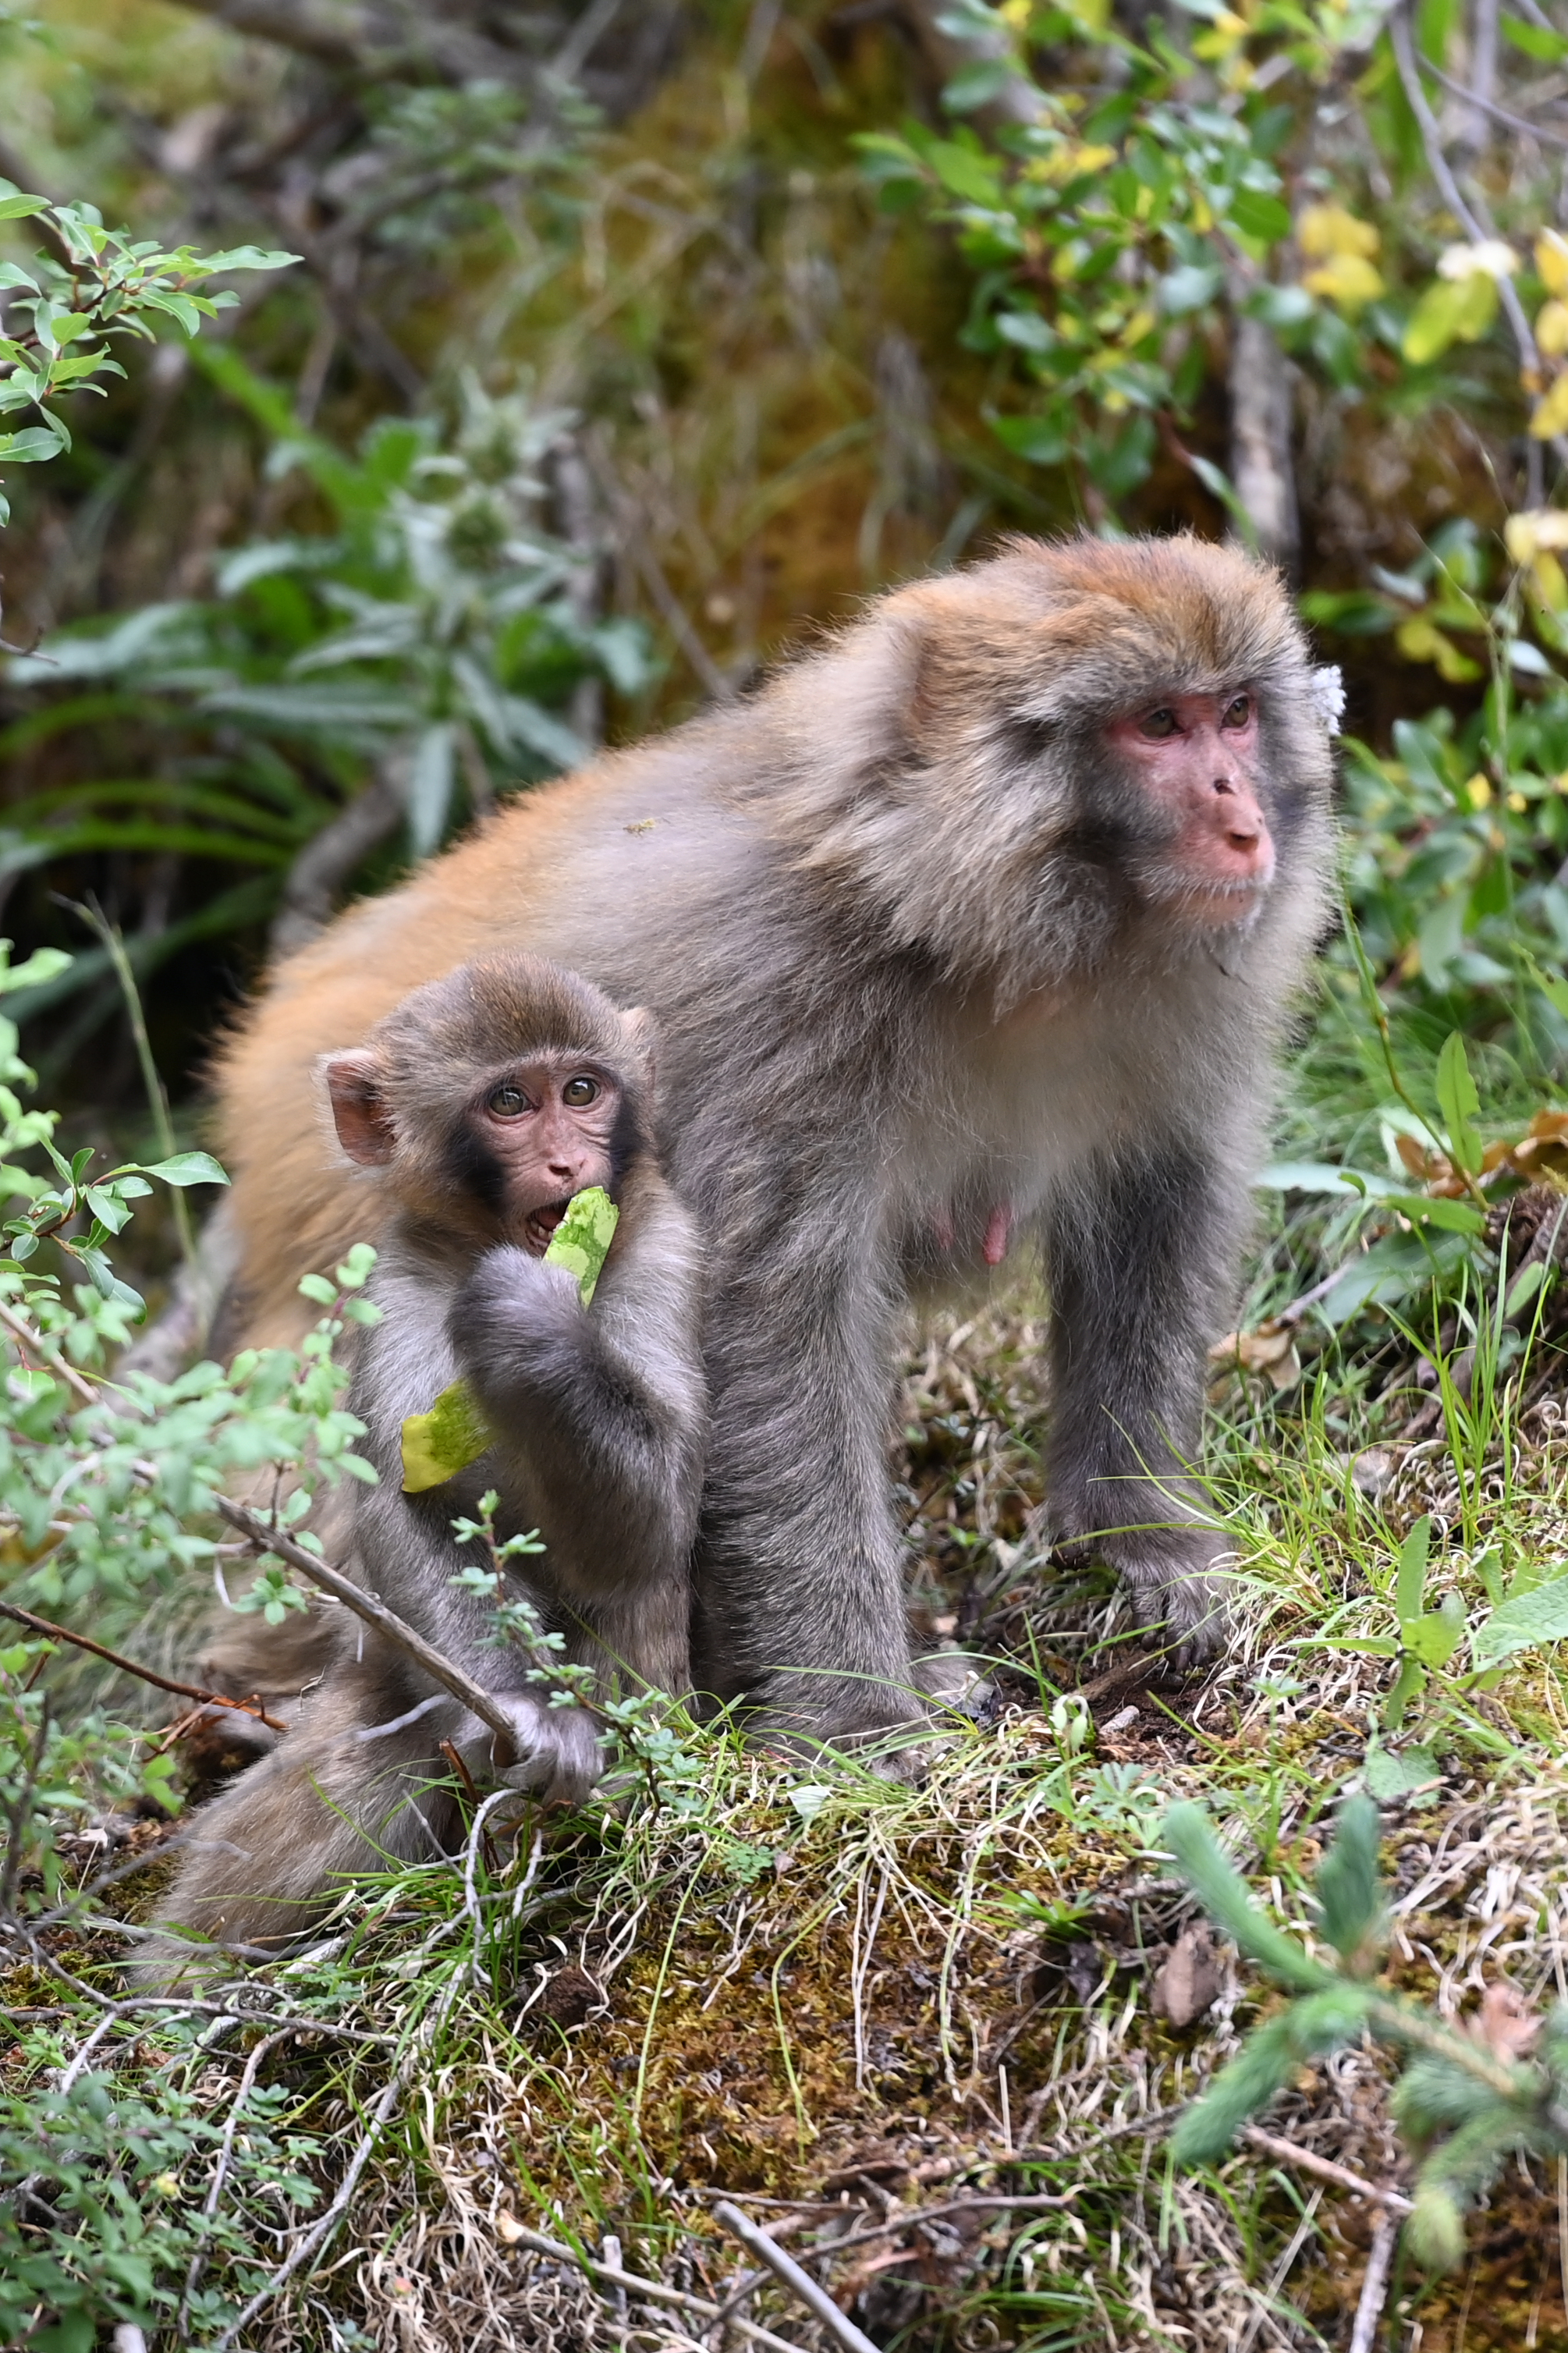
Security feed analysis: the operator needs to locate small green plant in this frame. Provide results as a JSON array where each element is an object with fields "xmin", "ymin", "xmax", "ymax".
[
  {"xmin": 0, "ymin": 183, "xmax": 293, "ymax": 532},
  {"xmin": 1165, "ymin": 1795, "xmax": 1568, "ymax": 2269}
]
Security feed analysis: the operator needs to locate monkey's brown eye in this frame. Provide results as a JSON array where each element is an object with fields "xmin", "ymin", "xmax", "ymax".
[
  {"xmin": 1222, "ymin": 694, "xmax": 1251, "ymax": 729},
  {"xmin": 488, "ymin": 1083, "xmax": 530, "ymax": 1117},
  {"xmin": 562, "ymin": 1076, "xmax": 599, "ymax": 1107},
  {"xmin": 1139, "ymin": 708, "xmax": 1180, "ymax": 740}
]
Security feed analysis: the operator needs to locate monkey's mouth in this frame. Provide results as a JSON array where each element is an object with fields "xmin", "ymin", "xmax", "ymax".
[{"xmin": 521, "ymin": 1199, "xmax": 573, "ymax": 1256}]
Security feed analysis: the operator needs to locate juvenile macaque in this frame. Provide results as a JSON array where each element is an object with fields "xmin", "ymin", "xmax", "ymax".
[
  {"xmin": 208, "ymin": 533, "xmax": 1337, "ymax": 1748},
  {"xmin": 145, "ymin": 955, "xmax": 704, "ymax": 1972}
]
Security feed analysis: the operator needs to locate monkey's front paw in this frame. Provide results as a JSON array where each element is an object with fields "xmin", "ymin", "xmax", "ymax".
[{"xmin": 459, "ymin": 1696, "xmax": 605, "ymax": 1808}]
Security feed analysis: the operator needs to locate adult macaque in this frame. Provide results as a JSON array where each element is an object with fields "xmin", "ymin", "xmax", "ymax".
[
  {"xmin": 210, "ymin": 534, "xmax": 1336, "ymax": 1750},
  {"xmin": 145, "ymin": 955, "xmax": 704, "ymax": 1971}
]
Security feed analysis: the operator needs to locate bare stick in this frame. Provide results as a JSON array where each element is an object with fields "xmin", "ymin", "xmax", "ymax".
[
  {"xmin": 714, "ymin": 2201, "xmax": 883, "ymax": 2353},
  {"xmin": 1349, "ymin": 2211, "xmax": 1399, "ymax": 2353},
  {"xmin": 801, "ymin": 2188, "xmax": 1081, "ymax": 2256},
  {"xmin": 1241, "ymin": 2127, "xmax": 1412, "ymax": 2213},
  {"xmin": 497, "ymin": 2220, "xmax": 808, "ymax": 2353},
  {"xmin": 0, "ymin": 1598, "xmax": 286, "ymax": 1730},
  {"xmin": 215, "ymin": 1497, "xmax": 515, "ymax": 1744},
  {"xmin": 0, "ymin": 1297, "xmax": 102, "ymax": 1407}
]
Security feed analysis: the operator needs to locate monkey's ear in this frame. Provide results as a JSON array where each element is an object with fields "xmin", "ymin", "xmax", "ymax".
[
  {"xmin": 619, "ymin": 1006, "xmax": 658, "ymax": 1088},
  {"xmin": 321, "ymin": 1049, "xmax": 396, "ymax": 1166}
]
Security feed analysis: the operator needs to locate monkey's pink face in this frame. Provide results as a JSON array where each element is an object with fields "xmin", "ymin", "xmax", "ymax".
[
  {"xmin": 478, "ymin": 1054, "xmax": 622, "ymax": 1252},
  {"xmin": 1105, "ymin": 690, "xmax": 1275, "ymax": 921}
]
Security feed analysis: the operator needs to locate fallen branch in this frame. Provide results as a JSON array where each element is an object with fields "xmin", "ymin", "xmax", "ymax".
[
  {"xmin": 715, "ymin": 2199, "xmax": 882, "ymax": 2353},
  {"xmin": 804, "ymin": 2188, "xmax": 1081, "ymax": 2256},
  {"xmin": 0, "ymin": 1597, "xmax": 286, "ymax": 1731},
  {"xmin": 214, "ymin": 1496, "xmax": 515, "ymax": 1744},
  {"xmin": 1348, "ymin": 2211, "xmax": 1399, "ymax": 2353},
  {"xmin": 1241, "ymin": 2126, "xmax": 1412, "ymax": 2214},
  {"xmin": 496, "ymin": 2220, "xmax": 809, "ymax": 2353}
]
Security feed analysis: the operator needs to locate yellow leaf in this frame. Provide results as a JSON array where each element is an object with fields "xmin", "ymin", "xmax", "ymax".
[
  {"xmin": 1538, "ymin": 300, "xmax": 1568, "ymax": 357},
  {"xmin": 1463, "ymin": 772, "xmax": 1492, "ymax": 808},
  {"xmin": 1534, "ymin": 552, "xmax": 1568, "ymax": 610},
  {"xmin": 1298, "ymin": 202, "xmax": 1380, "ymax": 261},
  {"xmin": 1403, "ymin": 272, "xmax": 1496, "ymax": 364},
  {"xmin": 1506, "ymin": 508, "xmax": 1568, "ymax": 561},
  {"xmin": 1396, "ymin": 616, "xmax": 1483, "ymax": 681},
  {"xmin": 1531, "ymin": 371, "xmax": 1568, "ymax": 439},
  {"xmin": 1538, "ymin": 229, "xmax": 1568, "ymax": 296},
  {"xmin": 1302, "ymin": 253, "xmax": 1385, "ymax": 309}
]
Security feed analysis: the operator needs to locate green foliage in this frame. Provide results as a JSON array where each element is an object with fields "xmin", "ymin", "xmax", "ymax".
[
  {"xmin": 0, "ymin": 2067, "xmax": 317, "ymax": 2352},
  {"xmin": 0, "ymin": 184, "xmax": 293, "ymax": 526},
  {"xmin": 1167, "ymin": 1798, "xmax": 1568, "ymax": 2268},
  {"xmin": 1, "ymin": 362, "xmax": 653, "ymax": 994}
]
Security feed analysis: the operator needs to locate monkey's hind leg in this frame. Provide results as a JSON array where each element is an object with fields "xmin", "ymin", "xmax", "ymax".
[{"xmin": 133, "ymin": 1713, "xmax": 463, "ymax": 1989}]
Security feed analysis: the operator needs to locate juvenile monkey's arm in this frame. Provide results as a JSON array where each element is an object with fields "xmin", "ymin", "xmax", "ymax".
[{"xmin": 450, "ymin": 1211, "xmax": 705, "ymax": 1596}]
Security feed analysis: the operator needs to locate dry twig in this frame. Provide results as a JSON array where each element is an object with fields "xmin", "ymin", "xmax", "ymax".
[
  {"xmin": 714, "ymin": 2201, "xmax": 882, "ymax": 2353},
  {"xmin": 0, "ymin": 1597, "xmax": 286, "ymax": 1730}
]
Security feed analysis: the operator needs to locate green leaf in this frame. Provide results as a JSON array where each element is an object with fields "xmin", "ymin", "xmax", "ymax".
[
  {"xmin": 139, "ymin": 1150, "xmax": 229, "ymax": 1187},
  {"xmin": 1312, "ymin": 1795, "xmax": 1385, "ymax": 1969},
  {"xmin": 1435, "ymin": 1031, "xmax": 1484, "ymax": 1176},
  {"xmin": 0, "ymin": 424, "xmax": 71, "ymax": 464},
  {"xmin": 1396, "ymin": 1515, "xmax": 1431, "ymax": 1627},
  {"xmin": 0, "ymin": 190, "xmax": 48, "ymax": 220},
  {"xmin": 1406, "ymin": 1592, "xmax": 1466, "ymax": 1667},
  {"xmin": 1364, "ymin": 1742, "xmax": 1440, "ymax": 1800},
  {"xmin": 926, "ymin": 140, "xmax": 1002, "ymax": 206},
  {"xmin": 989, "ymin": 413, "xmax": 1069, "ymax": 466},
  {"xmin": 1227, "ymin": 189, "xmax": 1291, "ymax": 246},
  {"xmin": 1501, "ymin": 15, "xmax": 1568, "ymax": 59},
  {"xmin": 1470, "ymin": 1571, "xmax": 1568, "ymax": 1670},
  {"xmin": 83, "ymin": 1185, "xmax": 132, "ymax": 1235},
  {"xmin": 186, "ymin": 244, "xmax": 300, "ymax": 275},
  {"xmin": 1382, "ymin": 1192, "xmax": 1487, "ymax": 1234},
  {"xmin": 0, "ymin": 944, "xmax": 72, "ymax": 994},
  {"xmin": 1384, "ymin": 1652, "xmax": 1426, "ymax": 1733},
  {"xmin": 542, "ymin": 1184, "xmax": 619, "ymax": 1305},
  {"xmin": 401, "ymin": 1377, "xmax": 494, "ymax": 1493}
]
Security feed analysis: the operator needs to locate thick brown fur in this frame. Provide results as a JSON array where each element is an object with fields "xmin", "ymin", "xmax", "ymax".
[{"xmin": 208, "ymin": 533, "xmax": 1336, "ymax": 1744}]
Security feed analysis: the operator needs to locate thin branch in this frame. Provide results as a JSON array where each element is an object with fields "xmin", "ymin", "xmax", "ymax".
[
  {"xmin": 801, "ymin": 2189, "xmax": 1083, "ymax": 2256},
  {"xmin": 269, "ymin": 764, "xmax": 406, "ymax": 959},
  {"xmin": 212, "ymin": 1925, "xmax": 470, "ymax": 2348},
  {"xmin": 714, "ymin": 2201, "xmax": 883, "ymax": 2353},
  {"xmin": 0, "ymin": 1297, "xmax": 105, "ymax": 1407},
  {"xmin": 1240, "ymin": 2127, "xmax": 1414, "ymax": 2213},
  {"xmin": 1390, "ymin": 2, "xmax": 1546, "ymax": 388},
  {"xmin": 214, "ymin": 1496, "xmax": 516, "ymax": 1744},
  {"xmin": 496, "ymin": 2221, "xmax": 810, "ymax": 2353},
  {"xmin": 0, "ymin": 1598, "xmax": 286, "ymax": 1730},
  {"xmin": 1422, "ymin": 50, "xmax": 1568, "ymax": 147},
  {"xmin": 179, "ymin": 2026, "xmax": 294, "ymax": 2323},
  {"xmin": 1349, "ymin": 2212, "xmax": 1399, "ymax": 2353},
  {"xmin": 0, "ymin": 1702, "xmax": 49, "ymax": 1917}
]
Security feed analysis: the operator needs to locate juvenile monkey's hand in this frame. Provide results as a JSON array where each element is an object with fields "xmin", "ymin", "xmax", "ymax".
[
  {"xmin": 454, "ymin": 1692, "xmax": 605, "ymax": 1809},
  {"xmin": 450, "ymin": 1245, "xmax": 584, "ymax": 1373}
]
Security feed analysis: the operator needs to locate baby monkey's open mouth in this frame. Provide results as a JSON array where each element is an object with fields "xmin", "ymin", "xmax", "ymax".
[{"xmin": 522, "ymin": 1198, "xmax": 572, "ymax": 1255}]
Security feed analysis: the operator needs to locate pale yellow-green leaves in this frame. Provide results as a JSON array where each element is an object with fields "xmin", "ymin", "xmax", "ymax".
[
  {"xmin": 1506, "ymin": 507, "xmax": 1568, "ymax": 608},
  {"xmin": 1402, "ymin": 243, "xmax": 1516, "ymax": 365},
  {"xmin": 1299, "ymin": 203, "xmax": 1384, "ymax": 309}
]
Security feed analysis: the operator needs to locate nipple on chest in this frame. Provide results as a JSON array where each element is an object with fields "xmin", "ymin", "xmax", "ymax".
[{"xmin": 931, "ymin": 1201, "xmax": 1013, "ymax": 1265}]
